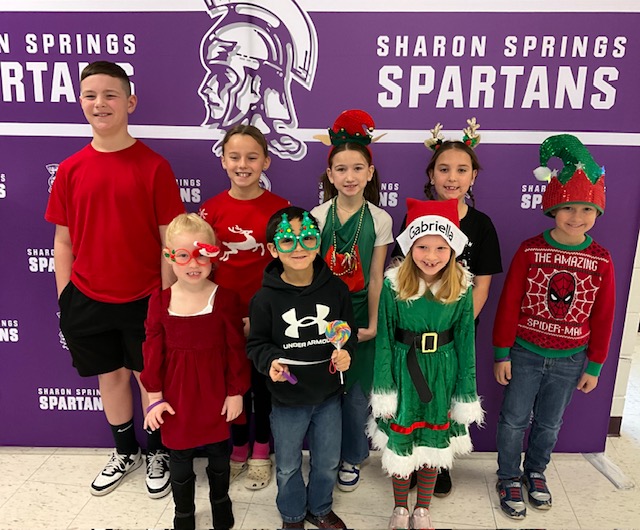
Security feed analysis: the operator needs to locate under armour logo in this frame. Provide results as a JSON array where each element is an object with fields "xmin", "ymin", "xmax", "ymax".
[{"xmin": 282, "ymin": 305, "xmax": 330, "ymax": 339}]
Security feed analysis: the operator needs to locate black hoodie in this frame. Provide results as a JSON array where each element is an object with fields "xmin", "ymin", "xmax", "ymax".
[{"xmin": 247, "ymin": 256, "xmax": 357, "ymax": 407}]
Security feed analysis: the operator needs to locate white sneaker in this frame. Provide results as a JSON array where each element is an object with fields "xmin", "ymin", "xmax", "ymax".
[
  {"xmin": 146, "ymin": 450, "xmax": 171, "ymax": 499},
  {"xmin": 90, "ymin": 449, "xmax": 142, "ymax": 496},
  {"xmin": 337, "ymin": 461, "xmax": 361, "ymax": 492}
]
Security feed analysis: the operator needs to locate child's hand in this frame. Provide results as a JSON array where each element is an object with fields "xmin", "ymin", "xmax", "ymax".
[
  {"xmin": 577, "ymin": 373, "xmax": 598, "ymax": 393},
  {"xmin": 357, "ymin": 327, "xmax": 376, "ymax": 342},
  {"xmin": 242, "ymin": 317, "xmax": 250, "ymax": 338},
  {"xmin": 494, "ymin": 361, "xmax": 512, "ymax": 385},
  {"xmin": 331, "ymin": 349, "xmax": 351, "ymax": 372},
  {"xmin": 269, "ymin": 359, "xmax": 291, "ymax": 382},
  {"xmin": 143, "ymin": 401, "xmax": 175, "ymax": 431},
  {"xmin": 222, "ymin": 394, "xmax": 243, "ymax": 422}
]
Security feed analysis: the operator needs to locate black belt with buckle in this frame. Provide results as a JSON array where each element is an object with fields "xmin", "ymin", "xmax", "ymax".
[{"xmin": 394, "ymin": 327, "xmax": 454, "ymax": 403}]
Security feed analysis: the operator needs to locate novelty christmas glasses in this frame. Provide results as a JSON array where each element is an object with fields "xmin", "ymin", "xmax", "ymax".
[{"xmin": 274, "ymin": 212, "xmax": 321, "ymax": 253}]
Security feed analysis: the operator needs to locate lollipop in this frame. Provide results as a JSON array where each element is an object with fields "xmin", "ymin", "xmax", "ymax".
[{"xmin": 325, "ymin": 320, "xmax": 351, "ymax": 384}]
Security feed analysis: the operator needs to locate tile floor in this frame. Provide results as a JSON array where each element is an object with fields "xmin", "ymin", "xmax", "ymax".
[{"xmin": 1, "ymin": 335, "xmax": 639, "ymax": 529}]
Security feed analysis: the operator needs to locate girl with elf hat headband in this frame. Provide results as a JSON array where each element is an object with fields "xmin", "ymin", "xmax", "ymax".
[
  {"xmin": 368, "ymin": 198, "xmax": 484, "ymax": 530},
  {"xmin": 493, "ymin": 134, "xmax": 615, "ymax": 521},
  {"xmin": 311, "ymin": 110, "xmax": 394, "ymax": 492}
]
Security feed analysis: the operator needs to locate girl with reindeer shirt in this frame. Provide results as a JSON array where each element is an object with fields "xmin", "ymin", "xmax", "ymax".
[{"xmin": 199, "ymin": 125, "xmax": 289, "ymax": 491}]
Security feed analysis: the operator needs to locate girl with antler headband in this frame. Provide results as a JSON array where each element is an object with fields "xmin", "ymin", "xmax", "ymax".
[
  {"xmin": 311, "ymin": 109, "xmax": 394, "ymax": 493},
  {"xmin": 392, "ymin": 118, "xmax": 502, "ymax": 497},
  {"xmin": 141, "ymin": 213, "xmax": 251, "ymax": 530}
]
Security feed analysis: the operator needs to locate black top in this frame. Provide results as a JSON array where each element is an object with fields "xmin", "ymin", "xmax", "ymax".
[
  {"xmin": 247, "ymin": 256, "xmax": 357, "ymax": 407},
  {"xmin": 391, "ymin": 206, "xmax": 502, "ymax": 276}
]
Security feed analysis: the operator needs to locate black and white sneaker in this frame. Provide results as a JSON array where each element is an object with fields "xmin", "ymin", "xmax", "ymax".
[
  {"xmin": 146, "ymin": 450, "xmax": 171, "ymax": 499},
  {"xmin": 90, "ymin": 449, "xmax": 142, "ymax": 496}
]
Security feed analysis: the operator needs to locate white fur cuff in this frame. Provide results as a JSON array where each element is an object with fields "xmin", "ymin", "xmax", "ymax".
[
  {"xmin": 450, "ymin": 397, "xmax": 485, "ymax": 426},
  {"xmin": 370, "ymin": 391, "xmax": 397, "ymax": 419}
]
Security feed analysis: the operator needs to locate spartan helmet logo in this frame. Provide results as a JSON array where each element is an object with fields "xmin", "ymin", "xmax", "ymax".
[
  {"xmin": 46, "ymin": 164, "xmax": 59, "ymax": 193},
  {"xmin": 199, "ymin": 0, "xmax": 317, "ymax": 161},
  {"xmin": 548, "ymin": 271, "xmax": 576, "ymax": 319}
]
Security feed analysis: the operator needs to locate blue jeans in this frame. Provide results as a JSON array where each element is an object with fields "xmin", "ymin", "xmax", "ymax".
[
  {"xmin": 270, "ymin": 394, "xmax": 342, "ymax": 523},
  {"xmin": 496, "ymin": 343, "xmax": 586, "ymax": 480},
  {"xmin": 341, "ymin": 382, "xmax": 370, "ymax": 465}
]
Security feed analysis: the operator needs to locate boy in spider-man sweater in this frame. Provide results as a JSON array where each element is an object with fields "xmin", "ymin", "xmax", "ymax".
[{"xmin": 492, "ymin": 135, "xmax": 615, "ymax": 521}]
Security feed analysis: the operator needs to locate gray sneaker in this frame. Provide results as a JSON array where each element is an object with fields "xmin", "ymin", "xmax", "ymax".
[
  {"xmin": 523, "ymin": 471, "xmax": 552, "ymax": 510},
  {"xmin": 90, "ymin": 449, "xmax": 142, "ymax": 496}
]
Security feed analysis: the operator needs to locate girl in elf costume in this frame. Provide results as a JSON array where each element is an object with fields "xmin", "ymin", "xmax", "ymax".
[
  {"xmin": 368, "ymin": 199, "xmax": 484, "ymax": 530},
  {"xmin": 311, "ymin": 109, "xmax": 394, "ymax": 492}
]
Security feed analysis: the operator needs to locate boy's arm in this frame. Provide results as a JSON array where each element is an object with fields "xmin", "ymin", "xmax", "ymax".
[
  {"xmin": 246, "ymin": 295, "xmax": 284, "ymax": 376},
  {"xmin": 493, "ymin": 243, "xmax": 529, "ymax": 360},
  {"xmin": 584, "ymin": 259, "xmax": 616, "ymax": 377},
  {"xmin": 53, "ymin": 225, "xmax": 73, "ymax": 298},
  {"xmin": 159, "ymin": 225, "xmax": 176, "ymax": 289}
]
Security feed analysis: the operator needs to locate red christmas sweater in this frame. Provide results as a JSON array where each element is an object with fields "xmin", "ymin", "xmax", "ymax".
[{"xmin": 493, "ymin": 230, "xmax": 615, "ymax": 376}]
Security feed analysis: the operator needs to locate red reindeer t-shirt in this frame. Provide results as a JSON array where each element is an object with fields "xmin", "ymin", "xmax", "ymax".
[{"xmin": 199, "ymin": 190, "xmax": 289, "ymax": 314}]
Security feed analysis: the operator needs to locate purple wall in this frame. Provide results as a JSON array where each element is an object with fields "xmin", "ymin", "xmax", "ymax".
[{"xmin": 1, "ymin": 4, "xmax": 639, "ymax": 452}]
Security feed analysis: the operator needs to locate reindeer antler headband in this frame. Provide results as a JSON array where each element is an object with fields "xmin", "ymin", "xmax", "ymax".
[{"xmin": 424, "ymin": 117, "xmax": 481, "ymax": 151}]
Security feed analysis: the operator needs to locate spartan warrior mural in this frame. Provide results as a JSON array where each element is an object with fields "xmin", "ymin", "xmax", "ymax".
[{"xmin": 199, "ymin": 0, "xmax": 318, "ymax": 161}]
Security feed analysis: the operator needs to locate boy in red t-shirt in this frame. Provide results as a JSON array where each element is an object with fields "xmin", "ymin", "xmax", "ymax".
[{"xmin": 45, "ymin": 61, "xmax": 184, "ymax": 498}]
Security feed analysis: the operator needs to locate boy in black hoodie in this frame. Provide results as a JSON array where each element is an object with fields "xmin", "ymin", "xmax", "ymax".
[{"xmin": 247, "ymin": 206, "xmax": 356, "ymax": 529}]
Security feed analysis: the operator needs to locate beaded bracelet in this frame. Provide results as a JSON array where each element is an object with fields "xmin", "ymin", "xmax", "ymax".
[
  {"xmin": 495, "ymin": 357, "xmax": 511, "ymax": 363},
  {"xmin": 146, "ymin": 399, "xmax": 166, "ymax": 414}
]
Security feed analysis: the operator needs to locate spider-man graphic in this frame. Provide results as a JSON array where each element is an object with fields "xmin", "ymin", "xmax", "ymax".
[{"xmin": 547, "ymin": 271, "xmax": 576, "ymax": 319}]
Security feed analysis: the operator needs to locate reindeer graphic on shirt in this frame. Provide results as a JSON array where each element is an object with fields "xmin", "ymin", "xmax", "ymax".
[{"xmin": 219, "ymin": 225, "xmax": 265, "ymax": 262}]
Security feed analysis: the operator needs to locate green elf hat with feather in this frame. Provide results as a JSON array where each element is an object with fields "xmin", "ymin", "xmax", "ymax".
[{"xmin": 534, "ymin": 134, "xmax": 606, "ymax": 216}]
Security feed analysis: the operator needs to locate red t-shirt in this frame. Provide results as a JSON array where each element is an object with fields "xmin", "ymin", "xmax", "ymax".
[
  {"xmin": 45, "ymin": 141, "xmax": 184, "ymax": 303},
  {"xmin": 199, "ymin": 190, "xmax": 289, "ymax": 314}
]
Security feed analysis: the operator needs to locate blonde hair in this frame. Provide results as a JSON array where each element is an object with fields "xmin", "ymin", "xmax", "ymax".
[
  {"xmin": 395, "ymin": 251, "xmax": 464, "ymax": 303},
  {"xmin": 165, "ymin": 213, "xmax": 215, "ymax": 247}
]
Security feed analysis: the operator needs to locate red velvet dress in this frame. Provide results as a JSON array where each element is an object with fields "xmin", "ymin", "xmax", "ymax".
[{"xmin": 141, "ymin": 286, "xmax": 251, "ymax": 450}]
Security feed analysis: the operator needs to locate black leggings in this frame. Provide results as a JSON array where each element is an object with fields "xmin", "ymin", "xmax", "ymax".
[
  {"xmin": 231, "ymin": 365, "xmax": 272, "ymax": 446},
  {"xmin": 170, "ymin": 440, "xmax": 230, "ymax": 483}
]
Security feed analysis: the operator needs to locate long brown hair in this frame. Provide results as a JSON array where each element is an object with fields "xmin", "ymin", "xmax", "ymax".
[
  {"xmin": 424, "ymin": 141, "xmax": 482, "ymax": 207},
  {"xmin": 320, "ymin": 143, "xmax": 381, "ymax": 205}
]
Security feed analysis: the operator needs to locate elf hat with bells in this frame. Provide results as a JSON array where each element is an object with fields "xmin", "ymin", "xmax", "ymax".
[{"xmin": 534, "ymin": 134, "xmax": 606, "ymax": 216}]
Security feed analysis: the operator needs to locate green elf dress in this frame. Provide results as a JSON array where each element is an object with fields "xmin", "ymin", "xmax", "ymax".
[{"xmin": 367, "ymin": 265, "xmax": 484, "ymax": 478}]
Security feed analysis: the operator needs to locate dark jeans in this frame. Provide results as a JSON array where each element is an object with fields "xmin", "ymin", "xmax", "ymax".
[{"xmin": 496, "ymin": 343, "xmax": 586, "ymax": 480}]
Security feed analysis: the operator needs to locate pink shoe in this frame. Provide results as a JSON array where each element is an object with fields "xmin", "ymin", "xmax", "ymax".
[
  {"xmin": 411, "ymin": 507, "xmax": 433, "ymax": 530},
  {"xmin": 388, "ymin": 506, "xmax": 410, "ymax": 530}
]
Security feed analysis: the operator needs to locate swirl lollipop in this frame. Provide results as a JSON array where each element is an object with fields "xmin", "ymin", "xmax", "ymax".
[{"xmin": 325, "ymin": 320, "xmax": 351, "ymax": 384}]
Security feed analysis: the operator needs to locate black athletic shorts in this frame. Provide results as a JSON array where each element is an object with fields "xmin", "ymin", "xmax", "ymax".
[{"xmin": 58, "ymin": 281, "xmax": 150, "ymax": 377}]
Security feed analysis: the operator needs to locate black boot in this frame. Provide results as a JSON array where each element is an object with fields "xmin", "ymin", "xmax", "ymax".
[
  {"xmin": 172, "ymin": 475, "xmax": 196, "ymax": 530},
  {"xmin": 207, "ymin": 467, "xmax": 234, "ymax": 530}
]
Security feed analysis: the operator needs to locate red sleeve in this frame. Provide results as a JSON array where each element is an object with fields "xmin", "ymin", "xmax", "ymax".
[
  {"xmin": 221, "ymin": 288, "xmax": 251, "ymax": 397},
  {"xmin": 492, "ymin": 242, "xmax": 529, "ymax": 359},
  {"xmin": 154, "ymin": 159, "xmax": 185, "ymax": 226},
  {"xmin": 44, "ymin": 163, "xmax": 69, "ymax": 226},
  {"xmin": 140, "ymin": 289, "xmax": 167, "ymax": 393},
  {"xmin": 585, "ymin": 257, "xmax": 616, "ymax": 373}
]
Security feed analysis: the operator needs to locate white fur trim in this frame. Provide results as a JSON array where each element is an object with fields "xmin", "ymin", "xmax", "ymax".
[
  {"xmin": 366, "ymin": 417, "xmax": 474, "ymax": 478},
  {"xmin": 370, "ymin": 391, "xmax": 398, "ymax": 419},
  {"xmin": 450, "ymin": 397, "xmax": 485, "ymax": 427}
]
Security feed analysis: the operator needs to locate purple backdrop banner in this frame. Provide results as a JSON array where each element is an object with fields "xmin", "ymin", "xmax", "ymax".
[{"xmin": 1, "ymin": 3, "xmax": 639, "ymax": 452}]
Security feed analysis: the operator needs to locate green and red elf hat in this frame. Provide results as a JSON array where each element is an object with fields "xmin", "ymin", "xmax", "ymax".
[
  {"xmin": 534, "ymin": 134, "xmax": 606, "ymax": 216},
  {"xmin": 314, "ymin": 109, "xmax": 386, "ymax": 159}
]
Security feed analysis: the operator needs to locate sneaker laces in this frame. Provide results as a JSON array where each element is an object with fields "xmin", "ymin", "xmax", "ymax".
[
  {"xmin": 147, "ymin": 451, "xmax": 169, "ymax": 479},
  {"xmin": 103, "ymin": 452, "xmax": 128, "ymax": 476}
]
